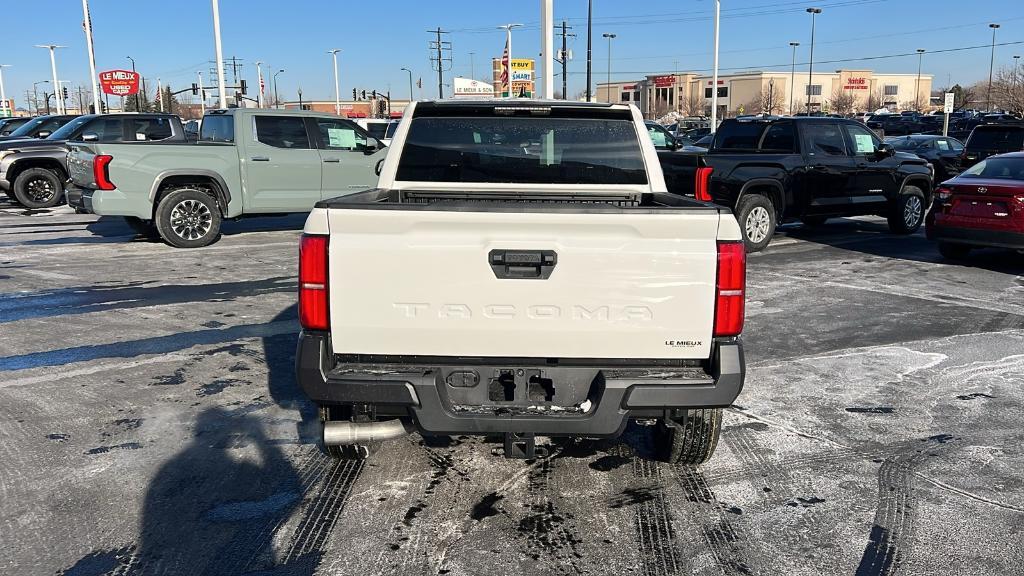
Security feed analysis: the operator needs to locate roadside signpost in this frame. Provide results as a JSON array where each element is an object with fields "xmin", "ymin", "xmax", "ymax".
[{"xmin": 943, "ymin": 92, "xmax": 954, "ymax": 136}]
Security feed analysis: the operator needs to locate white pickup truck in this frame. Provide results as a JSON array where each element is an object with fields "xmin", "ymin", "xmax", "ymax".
[{"xmin": 295, "ymin": 100, "xmax": 746, "ymax": 465}]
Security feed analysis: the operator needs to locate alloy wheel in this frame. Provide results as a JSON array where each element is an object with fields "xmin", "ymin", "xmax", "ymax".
[
  {"xmin": 169, "ymin": 199, "xmax": 213, "ymax": 241},
  {"xmin": 745, "ymin": 206, "xmax": 771, "ymax": 244},
  {"xmin": 903, "ymin": 196, "xmax": 923, "ymax": 228},
  {"xmin": 26, "ymin": 177, "xmax": 55, "ymax": 203}
]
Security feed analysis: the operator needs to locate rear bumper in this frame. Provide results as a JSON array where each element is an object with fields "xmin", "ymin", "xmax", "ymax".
[
  {"xmin": 927, "ymin": 223, "xmax": 1024, "ymax": 250},
  {"xmin": 65, "ymin": 185, "xmax": 148, "ymax": 218},
  {"xmin": 295, "ymin": 331, "xmax": 745, "ymax": 437},
  {"xmin": 66, "ymin": 185, "xmax": 89, "ymax": 211}
]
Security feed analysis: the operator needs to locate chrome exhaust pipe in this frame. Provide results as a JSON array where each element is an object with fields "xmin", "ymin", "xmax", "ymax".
[{"xmin": 322, "ymin": 419, "xmax": 412, "ymax": 446}]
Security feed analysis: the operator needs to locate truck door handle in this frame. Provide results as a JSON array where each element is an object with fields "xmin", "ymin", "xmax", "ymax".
[
  {"xmin": 489, "ymin": 249, "xmax": 557, "ymax": 280},
  {"xmin": 322, "ymin": 157, "xmax": 340, "ymax": 163},
  {"xmin": 251, "ymin": 156, "xmax": 270, "ymax": 162},
  {"xmin": 811, "ymin": 164, "xmax": 829, "ymax": 171}
]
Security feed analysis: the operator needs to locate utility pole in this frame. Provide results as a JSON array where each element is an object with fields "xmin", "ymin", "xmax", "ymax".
[
  {"xmin": 586, "ymin": 0, "xmax": 593, "ymax": 102},
  {"xmin": 428, "ymin": 28, "xmax": 451, "ymax": 99},
  {"xmin": 198, "ymin": 71, "xmax": 205, "ymax": 116},
  {"xmin": 77, "ymin": 86, "xmax": 84, "ymax": 115},
  {"xmin": 557, "ymin": 21, "xmax": 575, "ymax": 100},
  {"xmin": 157, "ymin": 77, "xmax": 164, "ymax": 112},
  {"xmin": 255, "ymin": 61, "xmax": 264, "ymax": 108},
  {"xmin": 915, "ymin": 49, "xmax": 925, "ymax": 112}
]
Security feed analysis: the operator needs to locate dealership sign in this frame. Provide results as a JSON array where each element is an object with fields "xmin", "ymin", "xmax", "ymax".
[
  {"xmin": 453, "ymin": 77, "xmax": 496, "ymax": 98},
  {"xmin": 99, "ymin": 69, "xmax": 140, "ymax": 96}
]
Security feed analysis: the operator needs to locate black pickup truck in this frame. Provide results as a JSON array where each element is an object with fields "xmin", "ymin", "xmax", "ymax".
[{"xmin": 659, "ymin": 116, "xmax": 933, "ymax": 251}]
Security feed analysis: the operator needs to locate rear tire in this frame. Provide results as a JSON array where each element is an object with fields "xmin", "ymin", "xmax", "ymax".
[
  {"xmin": 938, "ymin": 241, "xmax": 971, "ymax": 260},
  {"xmin": 154, "ymin": 187, "xmax": 222, "ymax": 248},
  {"xmin": 736, "ymin": 194, "xmax": 776, "ymax": 252},
  {"xmin": 887, "ymin": 186, "xmax": 926, "ymax": 234},
  {"xmin": 12, "ymin": 168, "xmax": 64, "ymax": 209},
  {"xmin": 656, "ymin": 408, "xmax": 722, "ymax": 466}
]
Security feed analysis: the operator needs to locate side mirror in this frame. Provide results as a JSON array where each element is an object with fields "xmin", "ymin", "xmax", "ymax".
[
  {"xmin": 877, "ymin": 143, "xmax": 895, "ymax": 158},
  {"xmin": 363, "ymin": 138, "xmax": 382, "ymax": 154},
  {"xmin": 672, "ymin": 138, "xmax": 684, "ymax": 151},
  {"xmin": 36, "ymin": 130, "xmax": 51, "ymax": 139},
  {"xmin": 82, "ymin": 133, "xmax": 99, "ymax": 142}
]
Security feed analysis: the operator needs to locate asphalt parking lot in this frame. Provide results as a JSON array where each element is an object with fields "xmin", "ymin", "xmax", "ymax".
[{"xmin": 2, "ymin": 198, "xmax": 1023, "ymax": 576}]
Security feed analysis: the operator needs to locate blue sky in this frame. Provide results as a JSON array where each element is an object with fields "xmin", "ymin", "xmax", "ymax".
[{"xmin": 1, "ymin": 0, "xmax": 1022, "ymax": 108}]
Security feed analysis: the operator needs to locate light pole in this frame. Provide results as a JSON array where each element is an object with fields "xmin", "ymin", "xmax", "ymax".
[
  {"xmin": 0, "ymin": 65, "xmax": 10, "ymax": 117},
  {"xmin": 254, "ymin": 61, "xmax": 264, "ymax": 108},
  {"xmin": 82, "ymin": 0, "xmax": 101, "ymax": 114},
  {"xmin": 602, "ymin": 33, "xmax": 616, "ymax": 102},
  {"xmin": 805, "ymin": 8, "xmax": 822, "ymax": 114},
  {"xmin": 126, "ymin": 56, "xmax": 142, "ymax": 111},
  {"xmin": 914, "ymin": 49, "xmax": 925, "ymax": 112},
  {"xmin": 468, "ymin": 52, "xmax": 476, "ymax": 79},
  {"xmin": 401, "ymin": 67, "xmax": 414, "ymax": 102},
  {"xmin": 540, "ymin": 0, "xmax": 554, "ymax": 99},
  {"xmin": 157, "ymin": 77, "xmax": 164, "ymax": 112},
  {"xmin": 987, "ymin": 23, "xmax": 1000, "ymax": 112},
  {"xmin": 33, "ymin": 80, "xmax": 49, "ymax": 115},
  {"xmin": 498, "ymin": 24, "xmax": 523, "ymax": 97},
  {"xmin": 35, "ymin": 45, "xmax": 65, "ymax": 114},
  {"xmin": 210, "ymin": 0, "xmax": 227, "ymax": 108},
  {"xmin": 788, "ymin": 42, "xmax": 799, "ymax": 115},
  {"xmin": 710, "ymin": 0, "xmax": 720, "ymax": 131},
  {"xmin": 273, "ymin": 69, "xmax": 285, "ymax": 109},
  {"xmin": 1015, "ymin": 55, "xmax": 1022, "ymax": 113},
  {"xmin": 197, "ymin": 71, "xmax": 205, "ymax": 116},
  {"xmin": 585, "ymin": 0, "xmax": 593, "ymax": 101},
  {"xmin": 328, "ymin": 49, "xmax": 341, "ymax": 115}
]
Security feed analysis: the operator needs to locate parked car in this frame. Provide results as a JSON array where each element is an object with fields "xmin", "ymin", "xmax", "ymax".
[
  {"xmin": 0, "ymin": 116, "xmax": 32, "ymax": 136},
  {"xmin": 296, "ymin": 99, "xmax": 746, "ymax": 464},
  {"xmin": 884, "ymin": 134, "xmax": 964, "ymax": 184},
  {"xmin": 0, "ymin": 113, "xmax": 183, "ymax": 209},
  {"xmin": 355, "ymin": 119, "xmax": 392, "ymax": 142},
  {"xmin": 959, "ymin": 122, "xmax": 1024, "ymax": 170},
  {"xmin": 67, "ymin": 108, "xmax": 386, "ymax": 247},
  {"xmin": 0, "ymin": 114, "xmax": 78, "ymax": 142},
  {"xmin": 657, "ymin": 116, "xmax": 933, "ymax": 251},
  {"xmin": 644, "ymin": 120, "xmax": 689, "ymax": 150},
  {"xmin": 866, "ymin": 114, "xmax": 922, "ymax": 136},
  {"xmin": 926, "ymin": 152, "xmax": 1024, "ymax": 259}
]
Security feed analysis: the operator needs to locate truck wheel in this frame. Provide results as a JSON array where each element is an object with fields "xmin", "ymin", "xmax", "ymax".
[
  {"xmin": 154, "ymin": 188, "xmax": 222, "ymax": 248},
  {"xmin": 124, "ymin": 216, "xmax": 158, "ymax": 238},
  {"xmin": 887, "ymin": 187, "xmax": 925, "ymax": 234},
  {"xmin": 938, "ymin": 242, "xmax": 971, "ymax": 260},
  {"xmin": 12, "ymin": 168, "xmax": 64, "ymax": 209},
  {"xmin": 736, "ymin": 194, "xmax": 776, "ymax": 252},
  {"xmin": 318, "ymin": 405, "xmax": 370, "ymax": 461},
  {"xmin": 656, "ymin": 408, "xmax": 722, "ymax": 466}
]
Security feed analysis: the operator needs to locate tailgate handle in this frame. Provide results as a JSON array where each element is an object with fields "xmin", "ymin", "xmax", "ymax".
[{"xmin": 489, "ymin": 250, "xmax": 557, "ymax": 280}]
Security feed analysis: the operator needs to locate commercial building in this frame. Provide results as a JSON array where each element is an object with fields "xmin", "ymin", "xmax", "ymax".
[
  {"xmin": 598, "ymin": 69, "xmax": 933, "ymax": 118},
  {"xmin": 280, "ymin": 99, "xmax": 411, "ymax": 118}
]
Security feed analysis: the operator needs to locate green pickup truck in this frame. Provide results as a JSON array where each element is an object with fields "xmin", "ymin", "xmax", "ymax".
[{"xmin": 67, "ymin": 108, "xmax": 387, "ymax": 247}]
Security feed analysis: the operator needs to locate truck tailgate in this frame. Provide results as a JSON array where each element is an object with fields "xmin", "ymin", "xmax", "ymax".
[{"xmin": 326, "ymin": 207, "xmax": 720, "ymax": 360}]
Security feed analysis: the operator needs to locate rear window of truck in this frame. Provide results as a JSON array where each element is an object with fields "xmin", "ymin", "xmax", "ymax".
[
  {"xmin": 712, "ymin": 121, "xmax": 795, "ymax": 152},
  {"xmin": 966, "ymin": 127, "xmax": 1024, "ymax": 152},
  {"xmin": 395, "ymin": 116, "xmax": 647, "ymax": 185},
  {"xmin": 200, "ymin": 115, "xmax": 234, "ymax": 143}
]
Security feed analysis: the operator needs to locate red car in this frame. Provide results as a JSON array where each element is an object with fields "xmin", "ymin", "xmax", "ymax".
[{"xmin": 926, "ymin": 151, "xmax": 1024, "ymax": 259}]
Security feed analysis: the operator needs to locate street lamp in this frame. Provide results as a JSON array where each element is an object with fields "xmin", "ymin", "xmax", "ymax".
[
  {"xmin": 602, "ymin": 33, "xmax": 616, "ymax": 103},
  {"xmin": 468, "ymin": 52, "xmax": 476, "ymax": 79},
  {"xmin": 915, "ymin": 49, "xmax": 925, "ymax": 111},
  {"xmin": 0, "ymin": 64, "xmax": 11, "ymax": 117},
  {"xmin": 788, "ymin": 42, "xmax": 799, "ymax": 115},
  {"xmin": 254, "ymin": 61, "xmax": 264, "ymax": 108},
  {"xmin": 710, "ymin": 0, "xmax": 720, "ymax": 131},
  {"xmin": 33, "ymin": 80, "xmax": 49, "ymax": 115},
  {"xmin": 211, "ymin": 0, "xmax": 227, "ymax": 109},
  {"xmin": 273, "ymin": 69, "xmax": 285, "ymax": 109},
  {"xmin": 34, "ymin": 44, "xmax": 65, "ymax": 114},
  {"xmin": 987, "ymin": 23, "xmax": 1000, "ymax": 112},
  {"xmin": 126, "ymin": 56, "xmax": 147, "ymax": 111},
  {"xmin": 497, "ymin": 24, "xmax": 523, "ymax": 96},
  {"xmin": 805, "ymin": 8, "xmax": 822, "ymax": 113},
  {"xmin": 327, "ymin": 49, "xmax": 341, "ymax": 115},
  {"xmin": 1015, "ymin": 55, "xmax": 1022, "ymax": 110},
  {"xmin": 401, "ymin": 67, "xmax": 414, "ymax": 102}
]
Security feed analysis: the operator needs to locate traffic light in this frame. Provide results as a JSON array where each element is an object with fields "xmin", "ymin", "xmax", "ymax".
[
  {"xmin": 240, "ymin": 79, "xmax": 247, "ymax": 94},
  {"xmin": 360, "ymin": 90, "xmax": 366, "ymax": 100},
  {"xmin": 371, "ymin": 90, "xmax": 377, "ymax": 99},
  {"xmin": 62, "ymin": 86, "xmax": 68, "ymax": 99},
  {"xmin": 352, "ymin": 88, "xmax": 357, "ymax": 100},
  {"xmin": 191, "ymin": 83, "xmax": 199, "ymax": 95}
]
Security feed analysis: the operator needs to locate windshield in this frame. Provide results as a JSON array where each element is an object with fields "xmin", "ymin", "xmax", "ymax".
[
  {"xmin": 960, "ymin": 157, "xmax": 1024, "ymax": 180},
  {"xmin": 7, "ymin": 116, "xmax": 48, "ymax": 137},
  {"xmin": 47, "ymin": 116, "xmax": 93, "ymax": 140},
  {"xmin": 396, "ymin": 115, "xmax": 647, "ymax": 185}
]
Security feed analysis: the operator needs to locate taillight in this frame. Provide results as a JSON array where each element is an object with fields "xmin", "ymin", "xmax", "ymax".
[
  {"xmin": 94, "ymin": 155, "xmax": 115, "ymax": 191},
  {"xmin": 935, "ymin": 187, "xmax": 952, "ymax": 203},
  {"xmin": 713, "ymin": 241, "xmax": 745, "ymax": 337},
  {"xmin": 695, "ymin": 166, "xmax": 714, "ymax": 202},
  {"xmin": 299, "ymin": 234, "xmax": 329, "ymax": 331}
]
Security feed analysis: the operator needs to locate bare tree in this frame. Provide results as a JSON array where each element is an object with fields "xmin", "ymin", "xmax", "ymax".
[
  {"xmin": 680, "ymin": 89, "xmax": 705, "ymax": 117},
  {"xmin": 829, "ymin": 88, "xmax": 856, "ymax": 115},
  {"xmin": 990, "ymin": 67, "xmax": 1024, "ymax": 115},
  {"xmin": 760, "ymin": 83, "xmax": 785, "ymax": 115},
  {"xmin": 866, "ymin": 89, "xmax": 883, "ymax": 112}
]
